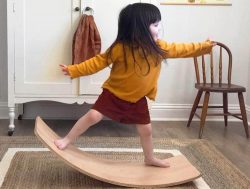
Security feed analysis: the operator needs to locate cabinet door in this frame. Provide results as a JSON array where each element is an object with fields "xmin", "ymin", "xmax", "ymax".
[
  {"xmin": 79, "ymin": 0, "xmax": 141, "ymax": 95},
  {"xmin": 14, "ymin": 0, "xmax": 80, "ymax": 95}
]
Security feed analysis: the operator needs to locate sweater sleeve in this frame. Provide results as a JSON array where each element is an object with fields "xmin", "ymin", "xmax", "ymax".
[
  {"xmin": 67, "ymin": 53, "xmax": 110, "ymax": 78},
  {"xmin": 157, "ymin": 40, "xmax": 213, "ymax": 59},
  {"xmin": 67, "ymin": 43, "xmax": 123, "ymax": 78}
]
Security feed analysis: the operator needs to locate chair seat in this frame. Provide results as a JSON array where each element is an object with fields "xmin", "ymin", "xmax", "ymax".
[{"xmin": 195, "ymin": 83, "xmax": 246, "ymax": 92}]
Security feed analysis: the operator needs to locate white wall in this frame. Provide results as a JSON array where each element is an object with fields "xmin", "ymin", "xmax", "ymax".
[
  {"xmin": 151, "ymin": 0, "xmax": 250, "ymax": 120},
  {"xmin": 0, "ymin": 0, "xmax": 8, "ymax": 118},
  {"xmin": 0, "ymin": 0, "xmax": 250, "ymax": 121}
]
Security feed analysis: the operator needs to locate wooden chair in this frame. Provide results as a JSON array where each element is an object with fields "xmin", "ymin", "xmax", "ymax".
[{"xmin": 187, "ymin": 42, "xmax": 249, "ymax": 139}]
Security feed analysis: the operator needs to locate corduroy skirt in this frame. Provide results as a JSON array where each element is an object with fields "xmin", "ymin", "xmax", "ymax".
[{"xmin": 92, "ymin": 89, "xmax": 150, "ymax": 124}]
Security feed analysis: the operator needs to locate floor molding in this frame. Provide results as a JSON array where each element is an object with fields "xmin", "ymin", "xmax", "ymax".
[
  {"xmin": 150, "ymin": 103, "xmax": 249, "ymax": 122},
  {"xmin": 0, "ymin": 102, "xmax": 8, "ymax": 119},
  {"xmin": 0, "ymin": 102, "xmax": 19, "ymax": 119},
  {"xmin": 0, "ymin": 101, "xmax": 250, "ymax": 125}
]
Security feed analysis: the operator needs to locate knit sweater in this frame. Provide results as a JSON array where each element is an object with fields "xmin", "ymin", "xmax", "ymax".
[{"xmin": 67, "ymin": 40, "xmax": 213, "ymax": 102}]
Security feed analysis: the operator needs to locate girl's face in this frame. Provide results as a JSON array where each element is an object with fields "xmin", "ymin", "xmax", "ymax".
[{"xmin": 149, "ymin": 21, "xmax": 161, "ymax": 41}]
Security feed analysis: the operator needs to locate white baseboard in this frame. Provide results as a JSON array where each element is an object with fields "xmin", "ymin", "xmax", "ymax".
[
  {"xmin": 0, "ymin": 101, "xmax": 250, "ymax": 125},
  {"xmin": 0, "ymin": 102, "xmax": 8, "ymax": 119},
  {"xmin": 150, "ymin": 103, "xmax": 248, "ymax": 122},
  {"xmin": 0, "ymin": 102, "xmax": 21, "ymax": 119}
]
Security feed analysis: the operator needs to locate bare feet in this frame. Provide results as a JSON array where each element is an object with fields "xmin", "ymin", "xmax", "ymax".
[
  {"xmin": 145, "ymin": 157, "xmax": 170, "ymax": 168},
  {"xmin": 54, "ymin": 137, "xmax": 72, "ymax": 150}
]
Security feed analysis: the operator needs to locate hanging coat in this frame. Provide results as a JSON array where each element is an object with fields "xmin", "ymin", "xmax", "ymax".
[{"xmin": 72, "ymin": 14, "xmax": 101, "ymax": 64}]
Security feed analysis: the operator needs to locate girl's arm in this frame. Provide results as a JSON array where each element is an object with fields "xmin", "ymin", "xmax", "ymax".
[
  {"xmin": 157, "ymin": 40, "xmax": 214, "ymax": 59},
  {"xmin": 60, "ymin": 43, "xmax": 123, "ymax": 78},
  {"xmin": 65, "ymin": 53, "xmax": 110, "ymax": 78}
]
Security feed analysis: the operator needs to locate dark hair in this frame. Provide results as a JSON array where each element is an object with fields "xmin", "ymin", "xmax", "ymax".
[{"xmin": 107, "ymin": 3, "xmax": 167, "ymax": 75}]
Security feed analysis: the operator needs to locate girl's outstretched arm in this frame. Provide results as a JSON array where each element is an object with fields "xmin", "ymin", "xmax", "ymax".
[{"xmin": 157, "ymin": 39, "xmax": 214, "ymax": 59}]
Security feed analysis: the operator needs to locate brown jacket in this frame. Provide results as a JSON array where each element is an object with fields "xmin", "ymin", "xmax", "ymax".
[{"xmin": 72, "ymin": 15, "xmax": 101, "ymax": 64}]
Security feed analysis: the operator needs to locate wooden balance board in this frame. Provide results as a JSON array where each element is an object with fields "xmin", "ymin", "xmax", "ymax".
[{"xmin": 34, "ymin": 116, "xmax": 201, "ymax": 188}]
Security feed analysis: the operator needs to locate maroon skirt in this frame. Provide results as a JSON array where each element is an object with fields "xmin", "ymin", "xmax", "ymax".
[{"xmin": 92, "ymin": 89, "xmax": 150, "ymax": 124}]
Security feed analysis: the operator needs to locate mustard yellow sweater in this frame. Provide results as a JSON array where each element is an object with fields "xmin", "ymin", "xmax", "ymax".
[{"xmin": 68, "ymin": 40, "xmax": 213, "ymax": 102}]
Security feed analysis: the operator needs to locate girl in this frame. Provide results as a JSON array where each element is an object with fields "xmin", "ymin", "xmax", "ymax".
[{"xmin": 55, "ymin": 3, "xmax": 214, "ymax": 168}]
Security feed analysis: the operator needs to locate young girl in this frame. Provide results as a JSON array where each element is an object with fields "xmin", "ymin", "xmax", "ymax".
[{"xmin": 55, "ymin": 3, "xmax": 214, "ymax": 168}]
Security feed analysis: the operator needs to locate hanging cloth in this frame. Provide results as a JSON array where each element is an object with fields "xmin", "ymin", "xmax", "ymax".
[{"xmin": 72, "ymin": 14, "xmax": 101, "ymax": 64}]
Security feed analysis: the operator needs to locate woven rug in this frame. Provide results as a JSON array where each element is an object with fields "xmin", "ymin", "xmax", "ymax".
[{"xmin": 0, "ymin": 136, "xmax": 249, "ymax": 189}]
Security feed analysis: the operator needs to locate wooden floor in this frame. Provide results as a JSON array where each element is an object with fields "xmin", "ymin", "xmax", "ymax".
[{"xmin": 0, "ymin": 118, "xmax": 249, "ymax": 178}]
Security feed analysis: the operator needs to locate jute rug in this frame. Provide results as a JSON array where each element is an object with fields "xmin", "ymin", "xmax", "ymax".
[{"xmin": 0, "ymin": 136, "xmax": 249, "ymax": 189}]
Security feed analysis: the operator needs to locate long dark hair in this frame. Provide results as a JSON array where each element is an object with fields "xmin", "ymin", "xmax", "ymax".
[{"xmin": 107, "ymin": 3, "xmax": 167, "ymax": 75}]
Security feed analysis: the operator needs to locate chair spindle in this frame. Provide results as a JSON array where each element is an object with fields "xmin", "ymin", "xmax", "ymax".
[
  {"xmin": 210, "ymin": 50, "xmax": 214, "ymax": 84},
  {"xmin": 219, "ymin": 47, "xmax": 222, "ymax": 84},
  {"xmin": 202, "ymin": 55, "xmax": 206, "ymax": 84},
  {"xmin": 194, "ymin": 57, "xmax": 200, "ymax": 84}
]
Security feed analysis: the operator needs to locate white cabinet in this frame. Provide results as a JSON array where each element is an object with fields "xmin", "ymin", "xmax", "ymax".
[
  {"xmin": 14, "ymin": 0, "xmax": 77, "ymax": 95},
  {"xmin": 7, "ymin": 0, "xmax": 142, "ymax": 135}
]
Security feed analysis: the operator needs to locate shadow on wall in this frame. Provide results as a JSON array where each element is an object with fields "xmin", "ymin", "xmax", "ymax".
[{"xmin": 21, "ymin": 101, "xmax": 92, "ymax": 120}]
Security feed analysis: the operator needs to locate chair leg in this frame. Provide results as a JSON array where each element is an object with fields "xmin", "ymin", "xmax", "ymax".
[
  {"xmin": 199, "ymin": 91, "xmax": 210, "ymax": 139},
  {"xmin": 223, "ymin": 92, "xmax": 228, "ymax": 127},
  {"xmin": 238, "ymin": 92, "xmax": 249, "ymax": 138},
  {"xmin": 187, "ymin": 90, "xmax": 203, "ymax": 127}
]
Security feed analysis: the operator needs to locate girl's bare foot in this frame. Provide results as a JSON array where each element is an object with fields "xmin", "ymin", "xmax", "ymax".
[
  {"xmin": 54, "ymin": 137, "xmax": 72, "ymax": 150},
  {"xmin": 145, "ymin": 157, "xmax": 170, "ymax": 168}
]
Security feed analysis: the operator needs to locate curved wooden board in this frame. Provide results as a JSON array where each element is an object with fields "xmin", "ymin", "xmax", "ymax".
[{"xmin": 34, "ymin": 116, "xmax": 201, "ymax": 187}]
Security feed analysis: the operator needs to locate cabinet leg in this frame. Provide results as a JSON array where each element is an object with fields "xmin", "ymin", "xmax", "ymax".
[{"xmin": 8, "ymin": 107, "xmax": 15, "ymax": 136}]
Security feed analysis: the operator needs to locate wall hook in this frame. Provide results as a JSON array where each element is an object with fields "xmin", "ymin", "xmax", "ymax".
[{"xmin": 83, "ymin": 6, "xmax": 94, "ymax": 15}]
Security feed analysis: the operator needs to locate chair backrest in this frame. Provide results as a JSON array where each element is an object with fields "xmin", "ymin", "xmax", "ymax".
[{"xmin": 193, "ymin": 42, "xmax": 232, "ymax": 85}]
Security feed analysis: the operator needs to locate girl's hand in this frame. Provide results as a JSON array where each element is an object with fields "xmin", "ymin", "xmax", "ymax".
[
  {"xmin": 210, "ymin": 41, "xmax": 217, "ymax": 47},
  {"xmin": 59, "ymin": 64, "xmax": 70, "ymax": 76},
  {"xmin": 206, "ymin": 38, "xmax": 217, "ymax": 46}
]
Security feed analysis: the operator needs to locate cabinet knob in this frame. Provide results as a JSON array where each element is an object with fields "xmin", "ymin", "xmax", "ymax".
[{"xmin": 74, "ymin": 7, "xmax": 80, "ymax": 12}]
